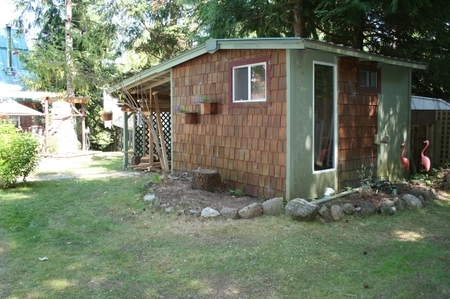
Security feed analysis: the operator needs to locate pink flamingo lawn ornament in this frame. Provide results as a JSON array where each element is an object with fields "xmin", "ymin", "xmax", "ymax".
[
  {"xmin": 401, "ymin": 143, "xmax": 410, "ymax": 171},
  {"xmin": 421, "ymin": 140, "xmax": 431, "ymax": 172}
]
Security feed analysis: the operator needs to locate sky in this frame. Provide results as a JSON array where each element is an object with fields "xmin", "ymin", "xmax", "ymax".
[{"xmin": 1, "ymin": 0, "xmax": 20, "ymax": 26}]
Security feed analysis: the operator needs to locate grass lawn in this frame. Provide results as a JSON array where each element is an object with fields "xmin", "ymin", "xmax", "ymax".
[{"xmin": 1, "ymin": 155, "xmax": 449, "ymax": 298}]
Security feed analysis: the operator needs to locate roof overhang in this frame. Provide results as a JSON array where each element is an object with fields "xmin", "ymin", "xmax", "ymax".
[
  {"xmin": 110, "ymin": 38, "xmax": 427, "ymax": 93},
  {"xmin": 412, "ymin": 95, "xmax": 450, "ymax": 110},
  {"xmin": 0, "ymin": 90, "xmax": 59, "ymax": 103}
]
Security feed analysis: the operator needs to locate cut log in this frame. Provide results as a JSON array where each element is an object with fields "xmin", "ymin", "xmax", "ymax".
[
  {"xmin": 130, "ymin": 154, "xmax": 141, "ymax": 165},
  {"xmin": 191, "ymin": 169, "xmax": 224, "ymax": 192}
]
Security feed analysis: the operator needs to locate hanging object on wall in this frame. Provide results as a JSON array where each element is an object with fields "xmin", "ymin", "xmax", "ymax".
[
  {"xmin": 137, "ymin": 108, "xmax": 143, "ymax": 127},
  {"xmin": 421, "ymin": 140, "xmax": 431, "ymax": 172},
  {"xmin": 401, "ymin": 142, "xmax": 410, "ymax": 171}
]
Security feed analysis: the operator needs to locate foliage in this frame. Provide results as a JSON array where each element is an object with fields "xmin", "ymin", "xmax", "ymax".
[
  {"xmin": 228, "ymin": 184, "xmax": 245, "ymax": 197},
  {"xmin": 193, "ymin": 94, "xmax": 210, "ymax": 104},
  {"xmin": 14, "ymin": 0, "xmax": 119, "ymax": 94},
  {"xmin": 88, "ymin": 130, "xmax": 113, "ymax": 150},
  {"xmin": 108, "ymin": 0, "xmax": 197, "ymax": 63},
  {"xmin": 187, "ymin": 0, "xmax": 450, "ymax": 100},
  {"xmin": 357, "ymin": 163, "xmax": 374, "ymax": 197},
  {"xmin": 10, "ymin": 0, "xmax": 450, "ymax": 110},
  {"xmin": 12, "ymin": 0, "xmax": 119, "ymax": 151},
  {"xmin": 99, "ymin": 109, "xmax": 112, "ymax": 116},
  {"xmin": 174, "ymin": 104, "xmax": 191, "ymax": 113},
  {"xmin": 410, "ymin": 167, "xmax": 439, "ymax": 187},
  {"xmin": 0, "ymin": 121, "xmax": 40, "ymax": 188}
]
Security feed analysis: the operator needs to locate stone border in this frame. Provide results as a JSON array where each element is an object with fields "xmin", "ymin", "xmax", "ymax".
[{"xmin": 144, "ymin": 187, "xmax": 441, "ymax": 222}]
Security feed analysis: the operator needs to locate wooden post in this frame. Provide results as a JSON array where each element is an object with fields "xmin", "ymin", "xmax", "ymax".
[
  {"xmin": 153, "ymin": 92, "xmax": 169, "ymax": 173},
  {"xmin": 148, "ymin": 91, "xmax": 153, "ymax": 168},
  {"xmin": 43, "ymin": 97, "xmax": 49, "ymax": 154},
  {"xmin": 123, "ymin": 111, "xmax": 129, "ymax": 170},
  {"xmin": 81, "ymin": 102, "xmax": 86, "ymax": 151}
]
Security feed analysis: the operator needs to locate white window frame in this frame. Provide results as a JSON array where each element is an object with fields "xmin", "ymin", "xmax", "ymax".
[
  {"xmin": 360, "ymin": 69, "xmax": 378, "ymax": 88},
  {"xmin": 232, "ymin": 61, "xmax": 267, "ymax": 103},
  {"xmin": 312, "ymin": 61, "xmax": 338, "ymax": 173}
]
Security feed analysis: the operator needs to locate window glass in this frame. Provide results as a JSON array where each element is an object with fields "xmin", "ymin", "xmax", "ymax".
[
  {"xmin": 360, "ymin": 70, "xmax": 377, "ymax": 88},
  {"xmin": 233, "ymin": 62, "xmax": 266, "ymax": 102},
  {"xmin": 251, "ymin": 64, "xmax": 266, "ymax": 101},
  {"xmin": 314, "ymin": 63, "xmax": 335, "ymax": 171}
]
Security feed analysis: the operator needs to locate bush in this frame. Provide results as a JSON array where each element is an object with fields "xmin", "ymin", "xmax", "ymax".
[{"xmin": 0, "ymin": 120, "xmax": 40, "ymax": 188}]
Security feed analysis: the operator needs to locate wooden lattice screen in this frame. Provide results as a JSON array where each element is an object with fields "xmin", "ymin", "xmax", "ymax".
[
  {"xmin": 437, "ymin": 110, "xmax": 450, "ymax": 165},
  {"xmin": 134, "ymin": 112, "xmax": 171, "ymax": 160}
]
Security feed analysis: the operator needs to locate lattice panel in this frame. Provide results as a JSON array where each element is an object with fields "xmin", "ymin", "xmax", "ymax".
[
  {"xmin": 134, "ymin": 112, "xmax": 171, "ymax": 160},
  {"xmin": 159, "ymin": 112, "xmax": 172, "ymax": 160},
  {"xmin": 437, "ymin": 110, "xmax": 450, "ymax": 164},
  {"xmin": 134, "ymin": 117, "xmax": 149, "ymax": 157}
]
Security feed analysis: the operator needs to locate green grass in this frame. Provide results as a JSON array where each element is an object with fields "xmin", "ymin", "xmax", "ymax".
[{"xmin": 1, "ymin": 158, "xmax": 450, "ymax": 298}]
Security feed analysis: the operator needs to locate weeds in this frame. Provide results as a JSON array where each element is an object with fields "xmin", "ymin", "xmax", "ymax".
[
  {"xmin": 357, "ymin": 163, "xmax": 374, "ymax": 197},
  {"xmin": 228, "ymin": 184, "xmax": 245, "ymax": 197}
]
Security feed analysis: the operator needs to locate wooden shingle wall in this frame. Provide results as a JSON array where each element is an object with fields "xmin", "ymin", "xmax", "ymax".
[
  {"xmin": 172, "ymin": 49, "xmax": 287, "ymax": 198},
  {"xmin": 338, "ymin": 57, "xmax": 378, "ymax": 189}
]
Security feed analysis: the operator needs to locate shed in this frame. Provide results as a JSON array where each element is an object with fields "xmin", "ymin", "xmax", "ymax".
[
  {"xmin": 411, "ymin": 95, "xmax": 450, "ymax": 171},
  {"xmin": 111, "ymin": 38, "xmax": 426, "ymax": 200}
]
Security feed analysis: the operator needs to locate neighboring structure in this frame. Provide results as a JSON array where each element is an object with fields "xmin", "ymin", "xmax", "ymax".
[
  {"xmin": 0, "ymin": 24, "xmax": 41, "ymax": 129},
  {"xmin": 411, "ymin": 95, "xmax": 450, "ymax": 171},
  {"xmin": 0, "ymin": 25, "xmax": 89, "ymax": 154},
  {"xmin": 111, "ymin": 38, "xmax": 426, "ymax": 200}
]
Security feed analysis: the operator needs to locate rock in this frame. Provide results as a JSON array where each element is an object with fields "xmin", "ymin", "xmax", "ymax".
[
  {"xmin": 285, "ymin": 198, "xmax": 319, "ymax": 222},
  {"xmin": 330, "ymin": 205, "xmax": 345, "ymax": 221},
  {"xmin": 360, "ymin": 200, "xmax": 378, "ymax": 215},
  {"xmin": 238, "ymin": 203, "xmax": 262, "ymax": 219},
  {"xmin": 342, "ymin": 203, "xmax": 355, "ymax": 215},
  {"xmin": 261, "ymin": 197, "xmax": 284, "ymax": 215},
  {"xmin": 220, "ymin": 207, "xmax": 239, "ymax": 219},
  {"xmin": 165, "ymin": 206, "xmax": 174, "ymax": 213},
  {"xmin": 201, "ymin": 207, "xmax": 220, "ymax": 218},
  {"xmin": 315, "ymin": 215, "xmax": 327, "ymax": 224},
  {"xmin": 380, "ymin": 202, "xmax": 395, "ymax": 215},
  {"xmin": 393, "ymin": 196, "xmax": 406, "ymax": 211},
  {"xmin": 424, "ymin": 188, "xmax": 439, "ymax": 201},
  {"xmin": 407, "ymin": 188, "xmax": 425, "ymax": 199},
  {"xmin": 383, "ymin": 200, "xmax": 395, "ymax": 207},
  {"xmin": 144, "ymin": 194, "xmax": 160, "ymax": 206},
  {"xmin": 318, "ymin": 205, "xmax": 334, "ymax": 222},
  {"xmin": 402, "ymin": 194, "xmax": 422, "ymax": 209}
]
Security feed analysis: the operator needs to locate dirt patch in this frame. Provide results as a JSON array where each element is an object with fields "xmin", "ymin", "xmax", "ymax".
[
  {"xmin": 151, "ymin": 170, "xmax": 450, "ymax": 212},
  {"xmin": 326, "ymin": 175, "xmax": 450, "ymax": 209},
  {"xmin": 152, "ymin": 176, "xmax": 259, "ymax": 212}
]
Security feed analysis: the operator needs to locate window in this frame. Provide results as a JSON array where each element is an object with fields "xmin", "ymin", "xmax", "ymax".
[
  {"xmin": 313, "ymin": 62, "xmax": 336, "ymax": 172},
  {"xmin": 230, "ymin": 57, "xmax": 269, "ymax": 104},
  {"xmin": 360, "ymin": 70, "xmax": 377, "ymax": 88},
  {"xmin": 357, "ymin": 63, "xmax": 381, "ymax": 93}
]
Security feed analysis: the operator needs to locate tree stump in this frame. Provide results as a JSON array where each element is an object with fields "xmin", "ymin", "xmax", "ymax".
[{"xmin": 191, "ymin": 169, "xmax": 224, "ymax": 192}]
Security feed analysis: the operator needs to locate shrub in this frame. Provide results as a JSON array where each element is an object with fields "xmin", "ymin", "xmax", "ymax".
[{"xmin": 0, "ymin": 120, "xmax": 40, "ymax": 188}]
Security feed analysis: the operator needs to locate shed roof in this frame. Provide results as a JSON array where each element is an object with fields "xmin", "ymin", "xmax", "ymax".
[
  {"xmin": 411, "ymin": 95, "xmax": 450, "ymax": 110},
  {"xmin": 110, "ymin": 38, "xmax": 427, "ymax": 93}
]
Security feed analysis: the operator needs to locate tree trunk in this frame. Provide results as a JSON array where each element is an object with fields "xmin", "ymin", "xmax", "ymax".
[
  {"xmin": 191, "ymin": 169, "xmax": 224, "ymax": 192},
  {"xmin": 293, "ymin": 0, "xmax": 306, "ymax": 37},
  {"xmin": 65, "ymin": 0, "xmax": 75, "ymax": 97}
]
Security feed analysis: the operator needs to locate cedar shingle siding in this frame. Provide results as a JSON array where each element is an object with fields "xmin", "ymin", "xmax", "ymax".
[
  {"xmin": 172, "ymin": 49, "xmax": 287, "ymax": 198},
  {"xmin": 338, "ymin": 57, "xmax": 378, "ymax": 189}
]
